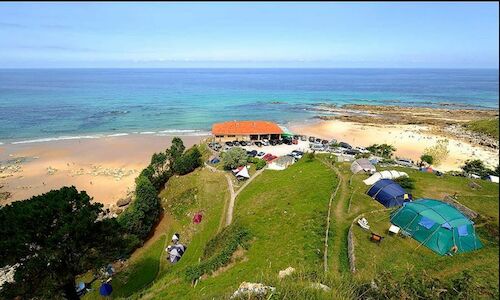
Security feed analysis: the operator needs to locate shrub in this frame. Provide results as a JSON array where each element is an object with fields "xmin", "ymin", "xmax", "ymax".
[
  {"xmin": 222, "ymin": 147, "xmax": 248, "ymax": 170},
  {"xmin": 424, "ymin": 139, "xmax": 449, "ymax": 167},
  {"xmin": 119, "ymin": 175, "xmax": 161, "ymax": 240},
  {"xmin": 461, "ymin": 159, "xmax": 492, "ymax": 178},
  {"xmin": 366, "ymin": 144, "xmax": 396, "ymax": 158},
  {"xmin": 420, "ymin": 154, "xmax": 434, "ymax": 166},
  {"xmin": 306, "ymin": 152, "xmax": 315, "ymax": 162},
  {"xmin": 248, "ymin": 157, "xmax": 266, "ymax": 170},
  {"xmin": 173, "ymin": 146, "xmax": 202, "ymax": 175},
  {"xmin": 185, "ymin": 223, "xmax": 251, "ymax": 282}
]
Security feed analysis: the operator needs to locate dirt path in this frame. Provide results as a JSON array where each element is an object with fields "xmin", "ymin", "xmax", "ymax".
[
  {"xmin": 318, "ymin": 157, "xmax": 351, "ymax": 275},
  {"xmin": 226, "ymin": 167, "xmax": 266, "ymax": 226}
]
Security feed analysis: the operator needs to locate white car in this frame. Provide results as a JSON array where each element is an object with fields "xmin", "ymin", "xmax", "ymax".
[
  {"xmin": 355, "ymin": 147, "xmax": 370, "ymax": 154},
  {"xmin": 261, "ymin": 139, "xmax": 270, "ymax": 146}
]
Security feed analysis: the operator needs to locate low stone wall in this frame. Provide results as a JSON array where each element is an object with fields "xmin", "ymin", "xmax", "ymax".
[
  {"xmin": 442, "ymin": 195, "xmax": 479, "ymax": 219},
  {"xmin": 347, "ymin": 225, "xmax": 356, "ymax": 273}
]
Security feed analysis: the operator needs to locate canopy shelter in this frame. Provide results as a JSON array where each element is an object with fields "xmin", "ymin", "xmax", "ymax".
[
  {"xmin": 367, "ymin": 179, "xmax": 412, "ymax": 207},
  {"xmin": 391, "ymin": 199, "xmax": 482, "ymax": 255},
  {"xmin": 167, "ymin": 244, "xmax": 186, "ymax": 263},
  {"xmin": 278, "ymin": 125, "xmax": 294, "ymax": 138},
  {"xmin": 235, "ymin": 166, "xmax": 250, "ymax": 179},
  {"xmin": 351, "ymin": 159, "xmax": 376, "ymax": 174},
  {"xmin": 363, "ymin": 170, "xmax": 408, "ymax": 186}
]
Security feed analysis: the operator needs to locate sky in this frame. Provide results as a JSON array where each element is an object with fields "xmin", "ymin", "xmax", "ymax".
[{"xmin": 0, "ymin": 2, "xmax": 498, "ymax": 68}]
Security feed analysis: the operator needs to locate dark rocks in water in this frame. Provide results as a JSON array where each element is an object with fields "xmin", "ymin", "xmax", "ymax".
[
  {"xmin": 116, "ymin": 196, "xmax": 132, "ymax": 207},
  {"xmin": 269, "ymin": 101, "xmax": 286, "ymax": 104}
]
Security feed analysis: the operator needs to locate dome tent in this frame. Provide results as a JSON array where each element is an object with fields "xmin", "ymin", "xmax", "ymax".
[
  {"xmin": 391, "ymin": 199, "xmax": 482, "ymax": 255},
  {"xmin": 366, "ymin": 179, "xmax": 412, "ymax": 207},
  {"xmin": 363, "ymin": 170, "xmax": 408, "ymax": 185},
  {"xmin": 350, "ymin": 159, "xmax": 376, "ymax": 174}
]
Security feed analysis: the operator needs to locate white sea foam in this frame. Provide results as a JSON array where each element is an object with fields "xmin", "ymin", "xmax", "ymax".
[
  {"xmin": 107, "ymin": 133, "xmax": 129, "ymax": 137},
  {"xmin": 11, "ymin": 135, "xmax": 104, "ymax": 144},
  {"xmin": 139, "ymin": 131, "xmax": 156, "ymax": 135}
]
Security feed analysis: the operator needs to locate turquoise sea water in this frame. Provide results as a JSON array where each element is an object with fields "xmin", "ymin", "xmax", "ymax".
[{"xmin": 0, "ymin": 68, "xmax": 498, "ymax": 143}]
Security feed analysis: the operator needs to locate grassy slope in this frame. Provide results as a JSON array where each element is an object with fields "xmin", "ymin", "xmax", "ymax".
[
  {"xmin": 464, "ymin": 118, "xmax": 500, "ymax": 139},
  {"xmin": 82, "ymin": 166, "xmax": 228, "ymax": 299},
  {"xmin": 139, "ymin": 158, "xmax": 338, "ymax": 299},
  {"xmin": 351, "ymin": 166, "xmax": 499, "ymax": 296}
]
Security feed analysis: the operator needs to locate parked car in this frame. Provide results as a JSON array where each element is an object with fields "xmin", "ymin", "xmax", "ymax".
[
  {"xmin": 233, "ymin": 141, "xmax": 240, "ymax": 146},
  {"xmin": 247, "ymin": 150, "xmax": 258, "ymax": 157},
  {"xmin": 343, "ymin": 149, "xmax": 359, "ymax": 155},
  {"xmin": 225, "ymin": 141, "xmax": 233, "ymax": 147},
  {"xmin": 240, "ymin": 141, "xmax": 247, "ymax": 146},
  {"xmin": 292, "ymin": 139, "xmax": 298, "ymax": 145},
  {"xmin": 270, "ymin": 140, "xmax": 278, "ymax": 146},
  {"xmin": 395, "ymin": 158, "xmax": 414, "ymax": 167},
  {"xmin": 261, "ymin": 139, "xmax": 270, "ymax": 146},
  {"xmin": 300, "ymin": 135, "xmax": 307, "ymax": 141},
  {"xmin": 315, "ymin": 138, "xmax": 322, "ymax": 144},
  {"xmin": 339, "ymin": 142, "xmax": 352, "ymax": 149},
  {"xmin": 255, "ymin": 141, "xmax": 263, "ymax": 147},
  {"xmin": 257, "ymin": 151, "xmax": 265, "ymax": 157},
  {"xmin": 293, "ymin": 135, "xmax": 300, "ymax": 140},
  {"xmin": 310, "ymin": 143, "xmax": 325, "ymax": 151},
  {"xmin": 282, "ymin": 137, "xmax": 293, "ymax": 145},
  {"xmin": 321, "ymin": 139, "xmax": 329, "ymax": 144},
  {"xmin": 308, "ymin": 136, "xmax": 316, "ymax": 142},
  {"xmin": 355, "ymin": 146, "xmax": 370, "ymax": 153}
]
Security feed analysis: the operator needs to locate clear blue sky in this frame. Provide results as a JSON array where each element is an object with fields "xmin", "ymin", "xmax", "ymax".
[{"xmin": 0, "ymin": 2, "xmax": 498, "ymax": 68}]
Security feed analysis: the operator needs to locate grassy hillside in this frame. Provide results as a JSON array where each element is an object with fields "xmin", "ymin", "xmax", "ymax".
[
  {"xmin": 138, "ymin": 158, "xmax": 340, "ymax": 299},
  {"xmin": 464, "ymin": 118, "xmax": 499, "ymax": 139},
  {"xmin": 83, "ymin": 152, "xmax": 498, "ymax": 299}
]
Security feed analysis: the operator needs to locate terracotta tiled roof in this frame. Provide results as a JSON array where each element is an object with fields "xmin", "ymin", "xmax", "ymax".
[{"xmin": 212, "ymin": 120, "xmax": 283, "ymax": 135}]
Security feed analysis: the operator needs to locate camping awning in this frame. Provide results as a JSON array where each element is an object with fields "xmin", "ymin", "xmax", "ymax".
[{"xmin": 236, "ymin": 166, "xmax": 250, "ymax": 178}]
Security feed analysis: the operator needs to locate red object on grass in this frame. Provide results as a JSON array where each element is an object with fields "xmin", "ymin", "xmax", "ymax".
[{"xmin": 193, "ymin": 213, "xmax": 203, "ymax": 224}]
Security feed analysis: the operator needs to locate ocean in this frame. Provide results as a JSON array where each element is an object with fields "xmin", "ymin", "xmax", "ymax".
[{"xmin": 0, "ymin": 68, "xmax": 498, "ymax": 143}]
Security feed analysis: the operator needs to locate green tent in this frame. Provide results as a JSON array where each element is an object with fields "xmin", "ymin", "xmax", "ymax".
[{"xmin": 390, "ymin": 199, "xmax": 482, "ymax": 255}]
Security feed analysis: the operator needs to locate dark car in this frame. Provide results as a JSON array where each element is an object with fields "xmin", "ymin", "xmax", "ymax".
[
  {"xmin": 339, "ymin": 142, "xmax": 352, "ymax": 149},
  {"xmin": 343, "ymin": 149, "xmax": 359, "ymax": 155},
  {"xmin": 233, "ymin": 141, "xmax": 240, "ymax": 146},
  {"xmin": 321, "ymin": 139, "xmax": 329, "ymax": 144},
  {"xmin": 240, "ymin": 141, "xmax": 247, "ymax": 146},
  {"xmin": 254, "ymin": 141, "xmax": 262, "ymax": 147},
  {"xmin": 225, "ymin": 141, "xmax": 233, "ymax": 147},
  {"xmin": 308, "ymin": 136, "xmax": 315, "ymax": 142},
  {"xmin": 269, "ymin": 140, "xmax": 278, "ymax": 146},
  {"xmin": 248, "ymin": 150, "xmax": 258, "ymax": 157}
]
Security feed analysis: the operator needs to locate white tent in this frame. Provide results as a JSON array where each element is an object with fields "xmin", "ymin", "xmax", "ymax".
[
  {"xmin": 268, "ymin": 156, "xmax": 295, "ymax": 171},
  {"xmin": 235, "ymin": 166, "xmax": 250, "ymax": 179},
  {"xmin": 488, "ymin": 175, "xmax": 499, "ymax": 183},
  {"xmin": 350, "ymin": 159, "xmax": 376, "ymax": 174},
  {"xmin": 363, "ymin": 170, "xmax": 408, "ymax": 185}
]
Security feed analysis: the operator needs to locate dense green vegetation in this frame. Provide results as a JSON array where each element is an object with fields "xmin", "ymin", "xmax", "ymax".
[
  {"xmin": 464, "ymin": 118, "xmax": 500, "ymax": 139},
  {"xmin": 366, "ymin": 143, "xmax": 396, "ymax": 158},
  {"xmin": 0, "ymin": 187, "xmax": 127, "ymax": 299},
  {"xmin": 221, "ymin": 147, "xmax": 248, "ymax": 170}
]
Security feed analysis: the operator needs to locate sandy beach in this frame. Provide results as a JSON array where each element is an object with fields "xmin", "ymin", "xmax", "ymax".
[
  {"xmin": 0, "ymin": 134, "xmax": 206, "ymax": 206},
  {"xmin": 289, "ymin": 119, "xmax": 499, "ymax": 171}
]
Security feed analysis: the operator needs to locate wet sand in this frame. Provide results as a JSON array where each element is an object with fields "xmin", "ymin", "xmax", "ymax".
[
  {"xmin": 289, "ymin": 120, "xmax": 499, "ymax": 171},
  {"xmin": 0, "ymin": 134, "xmax": 207, "ymax": 205}
]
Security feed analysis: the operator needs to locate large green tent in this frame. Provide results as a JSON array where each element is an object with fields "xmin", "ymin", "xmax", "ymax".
[{"xmin": 390, "ymin": 199, "xmax": 482, "ymax": 255}]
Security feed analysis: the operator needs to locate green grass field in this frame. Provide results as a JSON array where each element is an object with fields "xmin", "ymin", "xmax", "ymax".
[
  {"xmin": 84, "ymin": 150, "xmax": 498, "ymax": 299},
  {"xmin": 464, "ymin": 118, "xmax": 500, "ymax": 139}
]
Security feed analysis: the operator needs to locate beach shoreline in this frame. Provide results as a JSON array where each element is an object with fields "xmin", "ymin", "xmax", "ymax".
[{"xmin": 0, "ymin": 134, "xmax": 207, "ymax": 206}]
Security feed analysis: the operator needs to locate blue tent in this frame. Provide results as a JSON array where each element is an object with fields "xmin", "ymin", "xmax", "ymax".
[
  {"xmin": 367, "ymin": 179, "xmax": 412, "ymax": 207},
  {"xmin": 99, "ymin": 283, "xmax": 113, "ymax": 296}
]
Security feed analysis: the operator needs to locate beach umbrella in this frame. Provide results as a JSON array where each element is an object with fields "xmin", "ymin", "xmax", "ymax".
[{"xmin": 99, "ymin": 283, "xmax": 113, "ymax": 296}]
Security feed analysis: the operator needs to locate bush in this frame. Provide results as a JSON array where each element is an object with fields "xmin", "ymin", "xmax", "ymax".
[
  {"xmin": 461, "ymin": 159, "xmax": 492, "ymax": 178},
  {"xmin": 248, "ymin": 157, "xmax": 266, "ymax": 170},
  {"xmin": 119, "ymin": 175, "xmax": 161, "ymax": 240},
  {"xmin": 366, "ymin": 144, "xmax": 396, "ymax": 158},
  {"xmin": 222, "ymin": 147, "xmax": 248, "ymax": 170},
  {"xmin": 420, "ymin": 154, "xmax": 434, "ymax": 165},
  {"xmin": 306, "ymin": 152, "xmax": 315, "ymax": 162},
  {"xmin": 174, "ymin": 146, "xmax": 202, "ymax": 175},
  {"xmin": 423, "ymin": 139, "xmax": 449, "ymax": 167},
  {"xmin": 185, "ymin": 223, "xmax": 251, "ymax": 282}
]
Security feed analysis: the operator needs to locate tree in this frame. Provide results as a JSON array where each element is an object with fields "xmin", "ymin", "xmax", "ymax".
[
  {"xmin": 0, "ymin": 187, "xmax": 127, "ymax": 299},
  {"xmin": 119, "ymin": 175, "xmax": 161, "ymax": 240},
  {"xmin": 306, "ymin": 151, "xmax": 315, "ymax": 162},
  {"xmin": 366, "ymin": 143, "xmax": 396, "ymax": 158},
  {"xmin": 174, "ymin": 146, "xmax": 202, "ymax": 175},
  {"xmin": 169, "ymin": 137, "xmax": 185, "ymax": 162},
  {"xmin": 420, "ymin": 154, "xmax": 434, "ymax": 166},
  {"xmin": 423, "ymin": 139, "xmax": 449, "ymax": 166},
  {"xmin": 461, "ymin": 159, "xmax": 491, "ymax": 178},
  {"xmin": 221, "ymin": 147, "xmax": 248, "ymax": 170}
]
